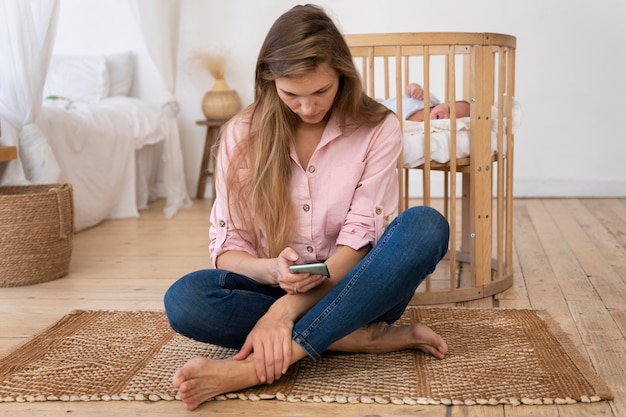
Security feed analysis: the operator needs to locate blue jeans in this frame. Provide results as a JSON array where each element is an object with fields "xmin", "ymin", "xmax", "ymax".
[{"xmin": 164, "ymin": 206, "xmax": 449, "ymax": 359}]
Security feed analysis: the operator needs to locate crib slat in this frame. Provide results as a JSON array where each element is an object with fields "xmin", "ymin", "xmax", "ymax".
[
  {"xmin": 422, "ymin": 46, "xmax": 432, "ymax": 209},
  {"xmin": 471, "ymin": 42, "xmax": 494, "ymax": 287},
  {"xmin": 506, "ymin": 47, "xmax": 516, "ymax": 278},
  {"xmin": 447, "ymin": 45, "xmax": 458, "ymax": 293},
  {"xmin": 496, "ymin": 47, "xmax": 507, "ymax": 281}
]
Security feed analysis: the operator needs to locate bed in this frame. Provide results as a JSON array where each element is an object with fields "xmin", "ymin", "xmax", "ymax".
[
  {"xmin": 345, "ymin": 32, "xmax": 517, "ymax": 304},
  {"xmin": 36, "ymin": 52, "xmax": 166, "ymax": 231}
]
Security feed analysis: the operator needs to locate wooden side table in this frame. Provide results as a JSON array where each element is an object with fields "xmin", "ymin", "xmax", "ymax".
[{"xmin": 195, "ymin": 119, "xmax": 228, "ymax": 200}]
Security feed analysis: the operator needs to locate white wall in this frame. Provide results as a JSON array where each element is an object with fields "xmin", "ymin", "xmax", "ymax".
[{"xmin": 54, "ymin": 0, "xmax": 626, "ymax": 198}]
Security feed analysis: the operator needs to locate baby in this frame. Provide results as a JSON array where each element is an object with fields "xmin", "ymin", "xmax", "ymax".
[{"xmin": 381, "ymin": 83, "xmax": 470, "ymax": 121}]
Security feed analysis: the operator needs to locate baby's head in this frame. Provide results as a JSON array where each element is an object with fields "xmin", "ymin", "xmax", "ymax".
[{"xmin": 430, "ymin": 100, "xmax": 470, "ymax": 120}]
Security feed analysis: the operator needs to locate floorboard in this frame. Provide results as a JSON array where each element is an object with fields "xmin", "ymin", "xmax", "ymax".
[{"xmin": 0, "ymin": 198, "xmax": 623, "ymax": 417}]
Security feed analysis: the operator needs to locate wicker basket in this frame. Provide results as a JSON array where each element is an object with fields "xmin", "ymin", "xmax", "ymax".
[{"xmin": 0, "ymin": 184, "xmax": 74, "ymax": 287}]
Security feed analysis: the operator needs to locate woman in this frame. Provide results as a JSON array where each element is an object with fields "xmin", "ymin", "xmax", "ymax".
[{"xmin": 164, "ymin": 4, "xmax": 450, "ymax": 411}]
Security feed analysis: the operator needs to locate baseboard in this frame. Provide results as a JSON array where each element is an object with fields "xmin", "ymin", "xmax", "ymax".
[{"xmin": 511, "ymin": 179, "xmax": 626, "ymax": 198}]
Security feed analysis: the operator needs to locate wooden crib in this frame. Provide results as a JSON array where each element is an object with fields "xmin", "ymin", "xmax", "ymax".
[{"xmin": 345, "ymin": 33, "xmax": 517, "ymax": 304}]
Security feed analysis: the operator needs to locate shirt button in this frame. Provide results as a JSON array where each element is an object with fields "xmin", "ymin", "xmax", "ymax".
[
  {"xmin": 219, "ymin": 220, "xmax": 226, "ymax": 227},
  {"xmin": 308, "ymin": 165, "xmax": 316, "ymax": 173},
  {"xmin": 306, "ymin": 246, "xmax": 314, "ymax": 253},
  {"xmin": 376, "ymin": 208, "xmax": 382, "ymax": 215},
  {"xmin": 303, "ymin": 204, "xmax": 310, "ymax": 212}
]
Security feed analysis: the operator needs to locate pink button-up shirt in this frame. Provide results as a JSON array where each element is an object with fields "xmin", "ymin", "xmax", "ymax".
[{"xmin": 209, "ymin": 110, "xmax": 402, "ymax": 267}]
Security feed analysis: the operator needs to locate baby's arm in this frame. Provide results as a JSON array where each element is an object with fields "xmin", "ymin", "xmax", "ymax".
[{"xmin": 406, "ymin": 83, "xmax": 424, "ymax": 100}]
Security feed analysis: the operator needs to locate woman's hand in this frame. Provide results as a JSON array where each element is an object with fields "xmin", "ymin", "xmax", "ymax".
[
  {"xmin": 232, "ymin": 302, "xmax": 294, "ymax": 384},
  {"xmin": 276, "ymin": 247, "xmax": 328, "ymax": 295}
]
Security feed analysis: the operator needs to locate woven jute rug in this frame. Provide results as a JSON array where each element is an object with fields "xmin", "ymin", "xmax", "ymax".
[{"xmin": 0, "ymin": 307, "xmax": 613, "ymax": 406}]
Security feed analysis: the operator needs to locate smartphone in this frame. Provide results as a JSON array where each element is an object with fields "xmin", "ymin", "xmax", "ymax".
[{"xmin": 289, "ymin": 262, "xmax": 330, "ymax": 277}]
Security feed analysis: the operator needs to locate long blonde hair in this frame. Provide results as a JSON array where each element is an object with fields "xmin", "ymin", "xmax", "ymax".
[{"xmin": 222, "ymin": 4, "xmax": 390, "ymax": 258}]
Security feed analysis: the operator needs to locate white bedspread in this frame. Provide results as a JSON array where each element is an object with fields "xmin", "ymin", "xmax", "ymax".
[{"xmin": 36, "ymin": 97, "xmax": 165, "ymax": 230}]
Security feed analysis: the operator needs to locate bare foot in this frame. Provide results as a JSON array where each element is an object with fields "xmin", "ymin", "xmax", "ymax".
[
  {"xmin": 172, "ymin": 356, "xmax": 260, "ymax": 411},
  {"xmin": 328, "ymin": 322, "xmax": 448, "ymax": 359}
]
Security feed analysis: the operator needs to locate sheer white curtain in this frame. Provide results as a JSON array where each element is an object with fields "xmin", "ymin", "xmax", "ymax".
[
  {"xmin": 0, "ymin": 0, "xmax": 60, "ymax": 185},
  {"xmin": 129, "ymin": 0, "xmax": 191, "ymax": 218}
]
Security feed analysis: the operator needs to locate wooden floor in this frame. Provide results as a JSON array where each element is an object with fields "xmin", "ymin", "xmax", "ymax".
[{"xmin": 1, "ymin": 198, "xmax": 624, "ymax": 417}]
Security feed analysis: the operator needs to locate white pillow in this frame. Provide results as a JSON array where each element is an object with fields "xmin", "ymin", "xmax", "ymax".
[
  {"xmin": 44, "ymin": 55, "xmax": 110, "ymax": 102},
  {"xmin": 106, "ymin": 51, "xmax": 134, "ymax": 96}
]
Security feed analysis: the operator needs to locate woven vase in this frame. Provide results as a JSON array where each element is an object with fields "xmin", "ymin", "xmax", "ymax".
[{"xmin": 201, "ymin": 78, "xmax": 242, "ymax": 120}]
